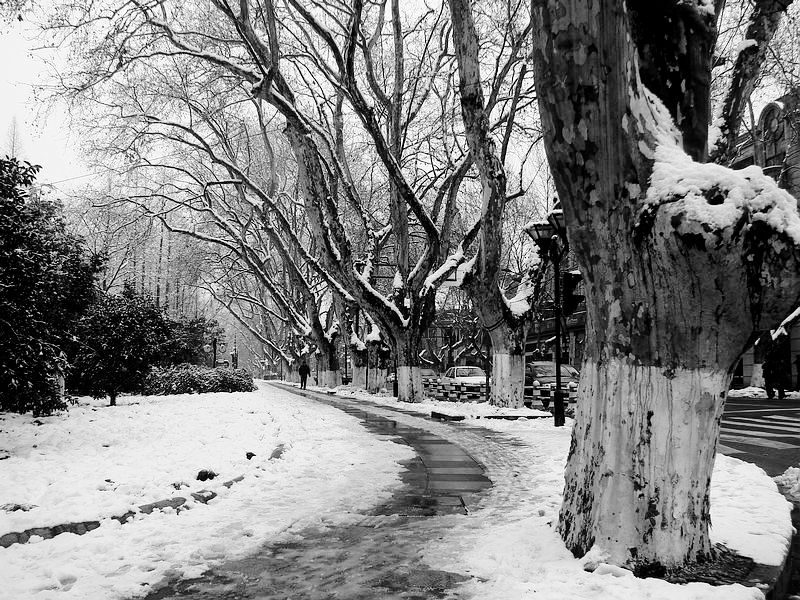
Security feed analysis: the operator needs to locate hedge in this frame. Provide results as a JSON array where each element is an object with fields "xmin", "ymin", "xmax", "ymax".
[{"xmin": 142, "ymin": 364, "xmax": 256, "ymax": 395}]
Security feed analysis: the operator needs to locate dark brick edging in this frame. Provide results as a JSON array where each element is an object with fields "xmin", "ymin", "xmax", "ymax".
[{"xmin": 1, "ymin": 450, "xmax": 285, "ymax": 549}]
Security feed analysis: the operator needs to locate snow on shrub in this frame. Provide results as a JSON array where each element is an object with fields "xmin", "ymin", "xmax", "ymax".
[{"xmin": 142, "ymin": 364, "xmax": 256, "ymax": 395}]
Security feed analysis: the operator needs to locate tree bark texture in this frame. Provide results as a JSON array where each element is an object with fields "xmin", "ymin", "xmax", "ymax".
[
  {"xmin": 317, "ymin": 341, "xmax": 340, "ymax": 389},
  {"xmin": 395, "ymin": 334, "xmax": 424, "ymax": 403},
  {"xmin": 488, "ymin": 323, "xmax": 528, "ymax": 408},
  {"xmin": 351, "ymin": 364, "xmax": 367, "ymax": 388},
  {"xmin": 491, "ymin": 352, "xmax": 525, "ymax": 408},
  {"xmin": 530, "ymin": 0, "xmax": 800, "ymax": 570},
  {"xmin": 448, "ymin": 0, "xmax": 531, "ymax": 409}
]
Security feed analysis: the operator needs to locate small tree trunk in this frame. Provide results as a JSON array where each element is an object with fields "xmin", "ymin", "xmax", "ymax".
[
  {"xmin": 368, "ymin": 367, "xmax": 388, "ymax": 392},
  {"xmin": 109, "ymin": 391, "xmax": 117, "ymax": 407}
]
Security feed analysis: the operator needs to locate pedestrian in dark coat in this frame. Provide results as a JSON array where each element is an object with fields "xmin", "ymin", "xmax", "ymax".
[{"xmin": 298, "ymin": 361, "xmax": 311, "ymax": 390}]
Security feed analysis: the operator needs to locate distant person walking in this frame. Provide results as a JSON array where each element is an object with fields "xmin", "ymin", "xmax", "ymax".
[{"xmin": 298, "ymin": 361, "xmax": 311, "ymax": 390}]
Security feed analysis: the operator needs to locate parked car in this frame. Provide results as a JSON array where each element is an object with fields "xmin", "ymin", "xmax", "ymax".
[
  {"xmin": 388, "ymin": 369, "xmax": 437, "ymax": 383},
  {"xmin": 421, "ymin": 368, "xmax": 438, "ymax": 383},
  {"xmin": 525, "ymin": 361, "xmax": 580, "ymax": 390},
  {"xmin": 441, "ymin": 366, "xmax": 487, "ymax": 385}
]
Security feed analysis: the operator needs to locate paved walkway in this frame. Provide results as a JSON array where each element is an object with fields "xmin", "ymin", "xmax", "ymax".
[{"xmin": 143, "ymin": 385, "xmax": 524, "ymax": 600}]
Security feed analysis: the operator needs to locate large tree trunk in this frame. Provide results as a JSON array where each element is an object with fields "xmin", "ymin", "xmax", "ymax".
[
  {"xmin": 488, "ymin": 325, "xmax": 527, "ymax": 408},
  {"xmin": 528, "ymin": 0, "xmax": 800, "ymax": 571},
  {"xmin": 394, "ymin": 333, "xmax": 423, "ymax": 403},
  {"xmin": 367, "ymin": 344, "xmax": 389, "ymax": 393},
  {"xmin": 552, "ymin": 170, "xmax": 800, "ymax": 571},
  {"xmin": 316, "ymin": 342, "xmax": 340, "ymax": 389},
  {"xmin": 350, "ymin": 347, "xmax": 368, "ymax": 388},
  {"xmin": 561, "ymin": 355, "xmax": 729, "ymax": 568}
]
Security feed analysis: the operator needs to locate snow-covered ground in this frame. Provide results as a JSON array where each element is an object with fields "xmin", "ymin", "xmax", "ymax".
[
  {"xmin": 0, "ymin": 383, "xmax": 414, "ymax": 599},
  {"xmin": 728, "ymin": 386, "xmax": 800, "ymax": 400},
  {"xmin": 331, "ymin": 382, "xmax": 552, "ymax": 418},
  {"xmin": 0, "ymin": 381, "xmax": 793, "ymax": 600},
  {"xmin": 295, "ymin": 381, "xmax": 794, "ymax": 600}
]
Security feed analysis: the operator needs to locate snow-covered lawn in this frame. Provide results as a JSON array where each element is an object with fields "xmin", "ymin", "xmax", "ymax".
[{"xmin": 0, "ymin": 383, "xmax": 414, "ymax": 599}]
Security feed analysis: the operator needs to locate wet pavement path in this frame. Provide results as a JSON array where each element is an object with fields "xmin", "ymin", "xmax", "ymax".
[{"xmin": 143, "ymin": 385, "xmax": 497, "ymax": 599}]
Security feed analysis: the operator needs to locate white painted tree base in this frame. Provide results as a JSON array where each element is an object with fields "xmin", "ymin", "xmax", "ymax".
[
  {"xmin": 491, "ymin": 353, "xmax": 525, "ymax": 408},
  {"xmin": 317, "ymin": 370, "xmax": 340, "ymax": 389},
  {"xmin": 559, "ymin": 358, "xmax": 730, "ymax": 568},
  {"xmin": 368, "ymin": 368, "xmax": 388, "ymax": 393},
  {"xmin": 397, "ymin": 366, "xmax": 424, "ymax": 403},
  {"xmin": 351, "ymin": 366, "xmax": 367, "ymax": 388},
  {"xmin": 750, "ymin": 363, "xmax": 765, "ymax": 388}
]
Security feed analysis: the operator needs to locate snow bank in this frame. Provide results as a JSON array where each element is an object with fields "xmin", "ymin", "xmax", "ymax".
[
  {"xmin": 646, "ymin": 134, "xmax": 800, "ymax": 244},
  {"xmin": 728, "ymin": 386, "xmax": 800, "ymax": 400},
  {"xmin": 0, "ymin": 384, "xmax": 413, "ymax": 599},
  {"xmin": 774, "ymin": 466, "xmax": 800, "ymax": 503}
]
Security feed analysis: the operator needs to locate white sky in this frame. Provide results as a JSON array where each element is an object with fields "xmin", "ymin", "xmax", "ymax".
[{"xmin": 0, "ymin": 18, "xmax": 85, "ymax": 192}]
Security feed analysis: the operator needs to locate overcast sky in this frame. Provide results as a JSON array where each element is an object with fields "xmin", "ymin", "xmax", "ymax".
[{"xmin": 0, "ymin": 18, "xmax": 85, "ymax": 192}]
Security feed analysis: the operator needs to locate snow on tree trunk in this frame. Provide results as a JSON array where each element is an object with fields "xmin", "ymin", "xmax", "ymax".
[
  {"xmin": 559, "ymin": 356, "xmax": 729, "ymax": 568},
  {"xmin": 491, "ymin": 352, "xmax": 525, "ymax": 408}
]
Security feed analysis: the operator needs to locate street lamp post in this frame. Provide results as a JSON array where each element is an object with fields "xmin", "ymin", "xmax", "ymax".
[{"xmin": 525, "ymin": 205, "xmax": 569, "ymax": 427}]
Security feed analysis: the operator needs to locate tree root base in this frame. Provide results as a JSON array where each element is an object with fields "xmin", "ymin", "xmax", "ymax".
[{"xmin": 633, "ymin": 544, "xmax": 755, "ymax": 586}]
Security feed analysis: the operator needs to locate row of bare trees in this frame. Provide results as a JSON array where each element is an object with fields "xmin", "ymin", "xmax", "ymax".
[
  {"xmin": 35, "ymin": 0, "xmax": 800, "ymax": 576},
  {"xmin": 45, "ymin": 0, "xmax": 548, "ymax": 405}
]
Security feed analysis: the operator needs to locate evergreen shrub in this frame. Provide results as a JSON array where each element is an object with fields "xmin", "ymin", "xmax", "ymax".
[{"xmin": 142, "ymin": 364, "xmax": 256, "ymax": 395}]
